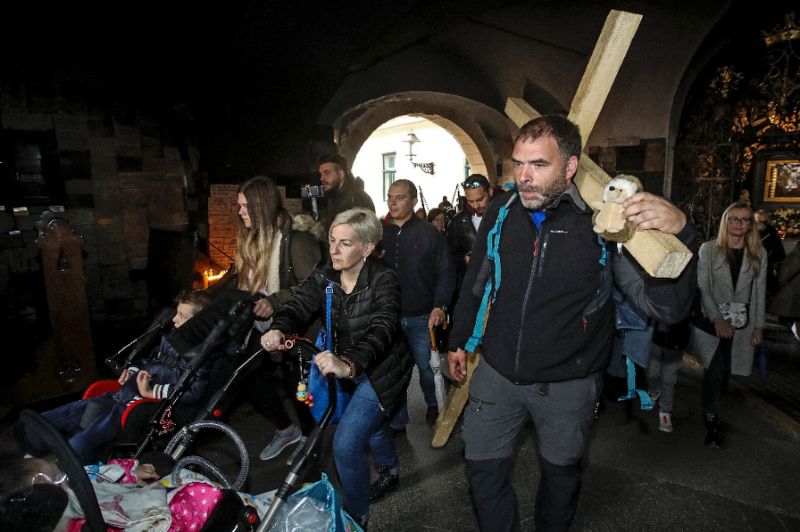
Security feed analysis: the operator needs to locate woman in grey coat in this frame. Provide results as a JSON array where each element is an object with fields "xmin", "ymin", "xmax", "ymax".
[{"xmin": 691, "ymin": 202, "xmax": 766, "ymax": 447}]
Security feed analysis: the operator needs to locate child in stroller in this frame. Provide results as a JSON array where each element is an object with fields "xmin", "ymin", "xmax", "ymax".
[{"xmin": 15, "ymin": 290, "xmax": 213, "ymax": 465}]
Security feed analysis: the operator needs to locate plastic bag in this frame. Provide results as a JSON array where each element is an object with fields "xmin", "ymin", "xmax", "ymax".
[{"xmin": 267, "ymin": 474, "xmax": 362, "ymax": 532}]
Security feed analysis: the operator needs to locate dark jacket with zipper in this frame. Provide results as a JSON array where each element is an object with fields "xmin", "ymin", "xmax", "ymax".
[
  {"xmin": 450, "ymin": 186, "xmax": 614, "ymax": 383},
  {"xmin": 446, "ymin": 209, "xmax": 479, "ymax": 281},
  {"xmin": 382, "ymin": 215, "xmax": 455, "ymax": 317},
  {"xmin": 449, "ymin": 184, "xmax": 696, "ymax": 384},
  {"xmin": 271, "ymin": 256, "xmax": 413, "ymax": 410},
  {"xmin": 116, "ymin": 332, "xmax": 210, "ymax": 405}
]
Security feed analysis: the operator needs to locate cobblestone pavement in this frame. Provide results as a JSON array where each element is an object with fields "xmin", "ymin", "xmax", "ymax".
[{"xmin": 734, "ymin": 318, "xmax": 800, "ymax": 429}]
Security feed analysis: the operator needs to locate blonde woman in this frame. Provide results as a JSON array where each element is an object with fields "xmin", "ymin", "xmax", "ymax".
[
  {"xmin": 234, "ymin": 177, "xmax": 322, "ymax": 461},
  {"xmin": 261, "ymin": 209, "xmax": 414, "ymax": 528},
  {"xmin": 692, "ymin": 202, "xmax": 766, "ymax": 447}
]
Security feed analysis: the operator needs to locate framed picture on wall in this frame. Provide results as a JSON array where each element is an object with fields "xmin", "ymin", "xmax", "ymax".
[{"xmin": 762, "ymin": 157, "xmax": 800, "ymax": 203}]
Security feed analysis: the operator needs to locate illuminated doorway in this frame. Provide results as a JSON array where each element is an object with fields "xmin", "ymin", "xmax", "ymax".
[{"xmin": 352, "ymin": 115, "xmax": 469, "ymax": 217}]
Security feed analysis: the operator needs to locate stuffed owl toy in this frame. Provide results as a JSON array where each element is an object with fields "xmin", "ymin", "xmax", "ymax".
[{"xmin": 589, "ymin": 174, "xmax": 642, "ymax": 242}]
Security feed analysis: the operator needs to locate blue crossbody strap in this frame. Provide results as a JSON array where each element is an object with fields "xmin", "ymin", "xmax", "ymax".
[
  {"xmin": 324, "ymin": 282, "xmax": 333, "ymax": 351},
  {"xmin": 465, "ymin": 193, "xmax": 517, "ymax": 352}
]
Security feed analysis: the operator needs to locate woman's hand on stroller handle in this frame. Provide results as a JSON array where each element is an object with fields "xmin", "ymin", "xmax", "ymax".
[
  {"xmin": 261, "ymin": 329, "xmax": 287, "ymax": 351},
  {"xmin": 315, "ymin": 350, "xmax": 352, "ymax": 379}
]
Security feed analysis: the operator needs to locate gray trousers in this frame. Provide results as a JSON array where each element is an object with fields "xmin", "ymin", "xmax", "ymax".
[
  {"xmin": 463, "ymin": 358, "xmax": 601, "ymax": 465},
  {"xmin": 647, "ymin": 344, "xmax": 683, "ymax": 413},
  {"xmin": 463, "ymin": 359, "xmax": 602, "ymax": 532}
]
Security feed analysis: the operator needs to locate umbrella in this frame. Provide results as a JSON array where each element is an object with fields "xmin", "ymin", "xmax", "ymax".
[{"xmin": 429, "ymin": 328, "xmax": 447, "ymax": 410}]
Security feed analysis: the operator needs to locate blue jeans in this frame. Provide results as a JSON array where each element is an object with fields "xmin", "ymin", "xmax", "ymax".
[
  {"xmin": 34, "ymin": 393, "xmax": 125, "ymax": 465},
  {"xmin": 390, "ymin": 315, "xmax": 437, "ymax": 428},
  {"xmin": 402, "ymin": 315, "xmax": 437, "ymax": 407},
  {"xmin": 333, "ymin": 375, "xmax": 398, "ymax": 521}
]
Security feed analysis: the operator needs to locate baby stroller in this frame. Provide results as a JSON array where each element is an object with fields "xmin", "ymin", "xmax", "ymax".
[
  {"xmin": 255, "ymin": 336, "xmax": 360, "ymax": 532},
  {"xmin": 135, "ymin": 335, "xmax": 354, "ymax": 531},
  {"xmin": 80, "ymin": 295, "xmax": 257, "ymax": 461},
  {"xmin": 2, "ymin": 409, "xmax": 260, "ymax": 531}
]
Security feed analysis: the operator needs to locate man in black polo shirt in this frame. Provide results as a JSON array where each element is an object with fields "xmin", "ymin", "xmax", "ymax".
[{"xmin": 382, "ymin": 179, "xmax": 455, "ymax": 430}]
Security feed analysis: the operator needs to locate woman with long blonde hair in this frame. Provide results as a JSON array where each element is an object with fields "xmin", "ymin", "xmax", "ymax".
[
  {"xmin": 234, "ymin": 176, "xmax": 322, "ymax": 461},
  {"xmin": 235, "ymin": 177, "xmax": 281, "ymax": 318},
  {"xmin": 691, "ymin": 202, "xmax": 766, "ymax": 447}
]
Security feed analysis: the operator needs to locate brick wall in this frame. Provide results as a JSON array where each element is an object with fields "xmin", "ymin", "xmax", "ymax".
[{"xmin": 208, "ymin": 184, "xmax": 239, "ymax": 270}]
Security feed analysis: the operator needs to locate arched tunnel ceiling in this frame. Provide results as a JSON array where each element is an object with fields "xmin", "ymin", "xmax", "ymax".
[
  {"xmin": 317, "ymin": 0, "xmax": 736, "ymax": 157},
  {"xmin": 335, "ymin": 91, "xmax": 518, "ymax": 183}
]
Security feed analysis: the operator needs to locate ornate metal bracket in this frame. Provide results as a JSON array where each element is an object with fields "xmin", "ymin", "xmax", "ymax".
[{"xmin": 412, "ymin": 161, "xmax": 435, "ymax": 175}]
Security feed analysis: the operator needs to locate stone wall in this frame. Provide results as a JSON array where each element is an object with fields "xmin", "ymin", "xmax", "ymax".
[
  {"xmin": 1, "ymin": 84, "xmax": 200, "ymax": 322},
  {"xmin": 588, "ymin": 138, "xmax": 667, "ymax": 196}
]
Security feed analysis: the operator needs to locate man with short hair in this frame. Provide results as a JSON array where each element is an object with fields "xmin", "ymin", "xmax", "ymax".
[
  {"xmin": 446, "ymin": 173, "xmax": 493, "ymax": 287},
  {"xmin": 382, "ymin": 179, "xmax": 455, "ymax": 429},
  {"xmin": 317, "ymin": 153, "xmax": 375, "ymax": 233},
  {"xmin": 448, "ymin": 115, "xmax": 695, "ymax": 531}
]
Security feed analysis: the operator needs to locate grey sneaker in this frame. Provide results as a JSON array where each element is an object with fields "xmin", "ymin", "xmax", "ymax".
[
  {"xmin": 260, "ymin": 425, "xmax": 302, "ymax": 460},
  {"xmin": 658, "ymin": 411, "xmax": 673, "ymax": 433}
]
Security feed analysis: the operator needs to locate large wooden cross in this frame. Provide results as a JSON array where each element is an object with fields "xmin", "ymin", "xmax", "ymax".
[{"xmin": 432, "ymin": 9, "xmax": 692, "ymax": 448}]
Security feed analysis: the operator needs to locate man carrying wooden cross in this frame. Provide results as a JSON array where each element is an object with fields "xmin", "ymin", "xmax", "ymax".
[{"xmin": 447, "ymin": 115, "xmax": 696, "ymax": 532}]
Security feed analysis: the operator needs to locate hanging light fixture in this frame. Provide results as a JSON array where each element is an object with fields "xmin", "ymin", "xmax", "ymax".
[
  {"xmin": 403, "ymin": 130, "xmax": 436, "ymax": 175},
  {"xmin": 404, "ymin": 131, "xmax": 420, "ymax": 161}
]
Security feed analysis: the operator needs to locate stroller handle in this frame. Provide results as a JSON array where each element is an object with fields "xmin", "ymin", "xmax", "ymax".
[{"xmin": 257, "ymin": 372, "xmax": 338, "ymax": 531}]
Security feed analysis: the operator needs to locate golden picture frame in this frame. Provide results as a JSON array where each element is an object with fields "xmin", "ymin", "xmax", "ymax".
[{"xmin": 762, "ymin": 158, "xmax": 800, "ymax": 203}]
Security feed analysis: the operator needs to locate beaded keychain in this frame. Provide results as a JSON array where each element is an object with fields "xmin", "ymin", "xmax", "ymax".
[{"xmin": 284, "ymin": 335, "xmax": 315, "ymax": 407}]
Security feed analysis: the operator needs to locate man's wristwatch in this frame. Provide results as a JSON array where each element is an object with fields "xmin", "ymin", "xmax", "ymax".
[{"xmin": 439, "ymin": 304, "xmax": 448, "ymax": 314}]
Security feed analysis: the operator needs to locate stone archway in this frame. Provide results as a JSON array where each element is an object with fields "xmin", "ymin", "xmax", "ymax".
[{"xmin": 334, "ymin": 91, "xmax": 518, "ymax": 187}]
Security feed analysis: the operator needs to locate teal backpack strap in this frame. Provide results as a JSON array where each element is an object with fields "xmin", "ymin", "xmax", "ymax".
[
  {"xmin": 617, "ymin": 356, "xmax": 654, "ymax": 411},
  {"xmin": 465, "ymin": 194, "xmax": 518, "ymax": 352}
]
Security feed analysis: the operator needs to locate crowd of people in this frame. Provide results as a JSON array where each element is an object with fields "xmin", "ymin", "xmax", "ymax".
[{"xmin": 4, "ymin": 113, "xmax": 800, "ymax": 532}]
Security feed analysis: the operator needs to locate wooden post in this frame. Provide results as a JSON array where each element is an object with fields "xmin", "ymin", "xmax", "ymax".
[
  {"xmin": 567, "ymin": 10, "xmax": 643, "ymax": 142},
  {"xmin": 0, "ymin": 217, "xmax": 96, "ymax": 415},
  {"xmin": 431, "ymin": 351, "xmax": 480, "ymax": 448}
]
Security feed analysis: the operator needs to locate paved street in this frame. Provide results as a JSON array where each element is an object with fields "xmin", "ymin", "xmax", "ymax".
[{"xmin": 209, "ymin": 321, "xmax": 800, "ymax": 531}]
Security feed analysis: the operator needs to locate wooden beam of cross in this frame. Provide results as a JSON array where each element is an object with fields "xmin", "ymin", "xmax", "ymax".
[
  {"xmin": 433, "ymin": 9, "xmax": 689, "ymax": 449},
  {"xmin": 505, "ymin": 11, "xmax": 692, "ymax": 279}
]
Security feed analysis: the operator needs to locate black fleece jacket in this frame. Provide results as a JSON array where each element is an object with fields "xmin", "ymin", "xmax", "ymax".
[
  {"xmin": 450, "ymin": 185, "xmax": 694, "ymax": 384},
  {"xmin": 271, "ymin": 256, "xmax": 413, "ymax": 411}
]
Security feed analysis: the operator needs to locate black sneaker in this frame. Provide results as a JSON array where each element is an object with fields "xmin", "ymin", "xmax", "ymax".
[
  {"xmin": 704, "ymin": 414, "xmax": 722, "ymax": 448},
  {"xmin": 369, "ymin": 466, "xmax": 399, "ymax": 501},
  {"xmin": 425, "ymin": 406, "xmax": 439, "ymax": 427}
]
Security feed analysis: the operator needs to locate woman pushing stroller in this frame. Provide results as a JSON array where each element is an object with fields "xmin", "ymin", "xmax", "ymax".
[{"xmin": 260, "ymin": 208, "xmax": 414, "ymax": 529}]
